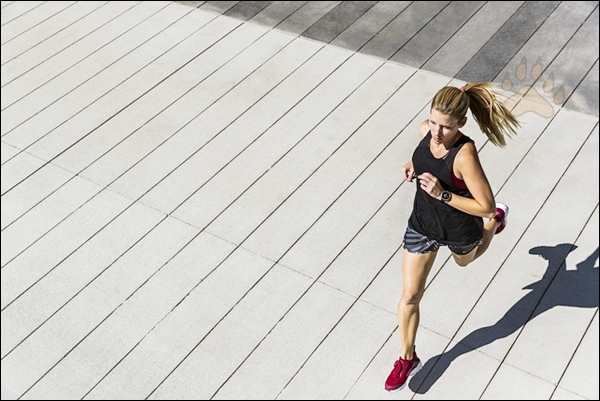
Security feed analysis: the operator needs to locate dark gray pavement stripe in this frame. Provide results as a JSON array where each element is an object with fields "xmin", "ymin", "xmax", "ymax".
[{"xmin": 176, "ymin": 1, "xmax": 599, "ymax": 118}]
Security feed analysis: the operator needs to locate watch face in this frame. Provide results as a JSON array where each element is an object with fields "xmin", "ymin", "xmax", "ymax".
[{"xmin": 442, "ymin": 191, "xmax": 451, "ymax": 201}]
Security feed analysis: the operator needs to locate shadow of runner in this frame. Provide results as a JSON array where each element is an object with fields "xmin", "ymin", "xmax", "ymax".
[{"xmin": 409, "ymin": 243, "xmax": 599, "ymax": 394}]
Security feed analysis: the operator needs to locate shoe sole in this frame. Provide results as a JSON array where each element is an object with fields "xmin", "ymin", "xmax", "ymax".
[{"xmin": 385, "ymin": 361, "xmax": 423, "ymax": 392}]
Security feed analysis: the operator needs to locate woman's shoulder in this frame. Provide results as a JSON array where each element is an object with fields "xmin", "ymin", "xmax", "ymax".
[
  {"xmin": 455, "ymin": 139, "xmax": 480, "ymax": 166},
  {"xmin": 418, "ymin": 119, "xmax": 430, "ymax": 138}
]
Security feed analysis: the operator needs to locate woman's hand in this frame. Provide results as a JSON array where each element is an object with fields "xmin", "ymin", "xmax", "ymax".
[
  {"xmin": 401, "ymin": 162, "xmax": 415, "ymax": 182},
  {"xmin": 417, "ymin": 172, "xmax": 443, "ymax": 199}
]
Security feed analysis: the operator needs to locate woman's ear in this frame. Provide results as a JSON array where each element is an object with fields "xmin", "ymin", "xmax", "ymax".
[{"xmin": 459, "ymin": 116, "xmax": 467, "ymax": 128}]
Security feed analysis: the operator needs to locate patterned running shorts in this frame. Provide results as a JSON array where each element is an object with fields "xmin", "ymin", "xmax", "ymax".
[{"xmin": 402, "ymin": 227, "xmax": 483, "ymax": 255}]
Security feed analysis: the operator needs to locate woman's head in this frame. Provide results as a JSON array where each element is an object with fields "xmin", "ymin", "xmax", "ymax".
[
  {"xmin": 431, "ymin": 86, "xmax": 469, "ymax": 120},
  {"xmin": 428, "ymin": 108, "xmax": 466, "ymax": 146},
  {"xmin": 431, "ymin": 83, "xmax": 520, "ymax": 147}
]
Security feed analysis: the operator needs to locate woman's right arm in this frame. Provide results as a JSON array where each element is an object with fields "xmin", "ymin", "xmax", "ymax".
[
  {"xmin": 402, "ymin": 120, "xmax": 428, "ymax": 182},
  {"xmin": 418, "ymin": 119, "xmax": 429, "ymax": 138},
  {"xmin": 401, "ymin": 161, "xmax": 414, "ymax": 182}
]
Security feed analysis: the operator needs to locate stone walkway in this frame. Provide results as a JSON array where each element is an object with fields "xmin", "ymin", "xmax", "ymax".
[{"xmin": 1, "ymin": 1, "xmax": 598, "ymax": 399}]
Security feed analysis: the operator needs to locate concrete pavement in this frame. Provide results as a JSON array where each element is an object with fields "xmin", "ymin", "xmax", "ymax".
[{"xmin": 1, "ymin": 1, "xmax": 598, "ymax": 399}]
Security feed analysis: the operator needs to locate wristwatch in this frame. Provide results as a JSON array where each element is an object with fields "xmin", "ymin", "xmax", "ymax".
[{"xmin": 440, "ymin": 190, "xmax": 452, "ymax": 203}]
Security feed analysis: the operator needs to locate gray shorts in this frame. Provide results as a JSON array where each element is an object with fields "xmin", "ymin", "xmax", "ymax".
[{"xmin": 402, "ymin": 227, "xmax": 483, "ymax": 255}]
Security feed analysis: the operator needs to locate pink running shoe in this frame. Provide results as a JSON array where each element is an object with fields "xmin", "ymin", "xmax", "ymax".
[
  {"xmin": 494, "ymin": 203, "xmax": 509, "ymax": 234},
  {"xmin": 384, "ymin": 351, "xmax": 422, "ymax": 392}
]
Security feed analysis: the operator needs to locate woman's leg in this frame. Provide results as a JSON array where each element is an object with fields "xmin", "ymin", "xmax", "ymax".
[
  {"xmin": 452, "ymin": 216, "xmax": 499, "ymax": 267},
  {"xmin": 398, "ymin": 249, "xmax": 437, "ymax": 359}
]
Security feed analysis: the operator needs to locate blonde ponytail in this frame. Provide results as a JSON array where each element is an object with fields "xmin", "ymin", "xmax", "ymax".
[{"xmin": 432, "ymin": 83, "xmax": 520, "ymax": 147}]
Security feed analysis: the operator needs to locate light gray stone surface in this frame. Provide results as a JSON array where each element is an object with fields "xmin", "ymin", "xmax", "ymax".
[{"xmin": 1, "ymin": 1, "xmax": 597, "ymax": 400}]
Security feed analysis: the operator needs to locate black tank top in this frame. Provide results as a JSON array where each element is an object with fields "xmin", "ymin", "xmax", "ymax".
[{"xmin": 408, "ymin": 131, "xmax": 483, "ymax": 246}]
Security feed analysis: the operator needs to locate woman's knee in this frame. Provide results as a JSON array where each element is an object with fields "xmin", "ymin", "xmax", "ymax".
[
  {"xmin": 400, "ymin": 291, "xmax": 423, "ymax": 306},
  {"xmin": 453, "ymin": 254, "xmax": 472, "ymax": 267}
]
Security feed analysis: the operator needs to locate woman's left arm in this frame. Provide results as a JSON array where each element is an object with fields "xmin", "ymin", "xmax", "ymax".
[{"xmin": 450, "ymin": 143, "xmax": 496, "ymax": 218}]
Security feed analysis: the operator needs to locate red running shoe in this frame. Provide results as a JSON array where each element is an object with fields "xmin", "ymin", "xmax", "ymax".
[
  {"xmin": 384, "ymin": 352, "xmax": 422, "ymax": 392},
  {"xmin": 494, "ymin": 203, "xmax": 509, "ymax": 234}
]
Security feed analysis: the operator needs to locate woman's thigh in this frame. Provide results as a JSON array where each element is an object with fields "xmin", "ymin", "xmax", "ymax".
[{"xmin": 401, "ymin": 249, "xmax": 437, "ymax": 296}]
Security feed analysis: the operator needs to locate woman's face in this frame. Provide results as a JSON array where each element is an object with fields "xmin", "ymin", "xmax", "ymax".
[{"xmin": 428, "ymin": 108, "xmax": 465, "ymax": 146}]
